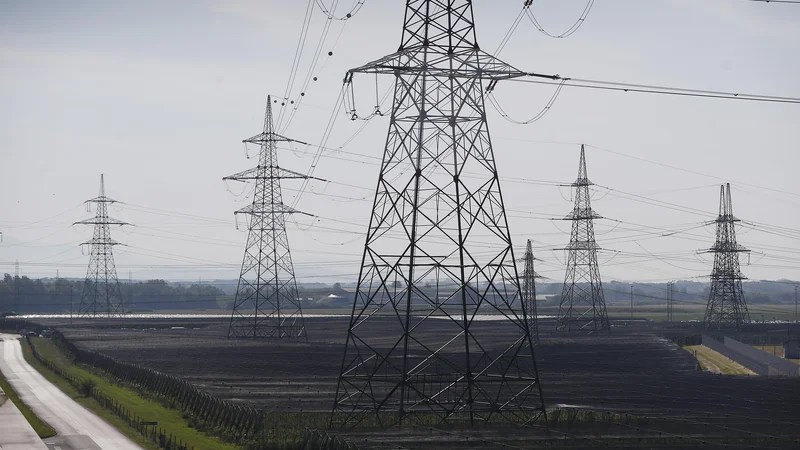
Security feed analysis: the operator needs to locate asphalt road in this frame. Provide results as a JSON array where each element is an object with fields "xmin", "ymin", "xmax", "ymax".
[
  {"xmin": 0, "ymin": 385, "xmax": 49, "ymax": 450},
  {"xmin": 0, "ymin": 333, "xmax": 142, "ymax": 450}
]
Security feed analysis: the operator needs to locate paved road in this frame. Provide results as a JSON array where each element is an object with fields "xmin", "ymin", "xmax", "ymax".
[
  {"xmin": 0, "ymin": 334, "xmax": 142, "ymax": 450},
  {"xmin": 0, "ymin": 385, "xmax": 49, "ymax": 449}
]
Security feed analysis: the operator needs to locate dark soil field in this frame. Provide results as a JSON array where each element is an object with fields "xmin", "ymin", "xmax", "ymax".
[{"xmin": 36, "ymin": 317, "xmax": 800, "ymax": 448}]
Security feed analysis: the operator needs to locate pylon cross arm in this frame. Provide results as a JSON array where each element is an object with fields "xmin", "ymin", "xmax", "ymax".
[
  {"xmin": 224, "ymin": 166, "xmax": 325, "ymax": 182},
  {"xmin": 347, "ymin": 48, "xmax": 534, "ymax": 81},
  {"xmin": 243, "ymin": 131, "xmax": 306, "ymax": 145}
]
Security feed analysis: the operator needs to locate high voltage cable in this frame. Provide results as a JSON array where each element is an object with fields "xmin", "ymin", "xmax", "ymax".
[
  {"xmin": 576, "ymin": 143, "xmax": 800, "ymax": 199},
  {"xmin": 508, "ymin": 75, "xmax": 800, "ymax": 104},
  {"xmin": 487, "ymin": 80, "xmax": 566, "ymax": 124},
  {"xmin": 279, "ymin": 1, "xmax": 368, "ymax": 133},
  {"xmin": 315, "ymin": 0, "xmax": 366, "ymax": 20},
  {"xmin": 524, "ymin": 0, "xmax": 595, "ymax": 39},
  {"xmin": 279, "ymin": 0, "xmax": 341, "ymax": 132},
  {"xmin": 276, "ymin": 0, "xmax": 315, "ymax": 129}
]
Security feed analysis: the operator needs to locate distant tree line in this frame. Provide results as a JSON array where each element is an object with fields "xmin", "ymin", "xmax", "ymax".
[
  {"xmin": 538, "ymin": 279, "xmax": 797, "ymax": 306},
  {"xmin": 0, "ymin": 275, "xmax": 226, "ymax": 313},
  {"xmin": 1, "ymin": 274, "xmax": 795, "ymax": 314}
]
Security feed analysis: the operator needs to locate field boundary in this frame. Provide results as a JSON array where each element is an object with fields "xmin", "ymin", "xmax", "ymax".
[
  {"xmin": 25, "ymin": 335, "xmax": 194, "ymax": 450},
  {"xmin": 2, "ymin": 318, "xmax": 350, "ymax": 449}
]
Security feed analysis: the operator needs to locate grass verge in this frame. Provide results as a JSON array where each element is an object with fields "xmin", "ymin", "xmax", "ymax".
[
  {"xmin": 22, "ymin": 337, "xmax": 241, "ymax": 450},
  {"xmin": 0, "ymin": 361, "xmax": 57, "ymax": 438},
  {"xmin": 685, "ymin": 345, "xmax": 756, "ymax": 375}
]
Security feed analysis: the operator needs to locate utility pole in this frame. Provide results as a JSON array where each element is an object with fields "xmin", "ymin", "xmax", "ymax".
[
  {"xmin": 630, "ymin": 284, "xmax": 634, "ymax": 318},
  {"xmin": 665, "ymin": 282, "xmax": 670, "ymax": 323},
  {"xmin": 703, "ymin": 184, "xmax": 750, "ymax": 329},
  {"xmin": 669, "ymin": 281, "xmax": 675, "ymax": 323},
  {"xmin": 557, "ymin": 146, "xmax": 610, "ymax": 333},
  {"xmin": 794, "ymin": 285, "xmax": 797, "ymax": 324},
  {"xmin": 70, "ymin": 285, "xmax": 73, "ymax": 325},
  {"xmin": 14, "ymin": 259, "xmax": 19, "ymax": 314}
]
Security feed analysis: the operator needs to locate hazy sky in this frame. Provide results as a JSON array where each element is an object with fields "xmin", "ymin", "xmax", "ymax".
[{"xmin": 1, "ymin": 0, "xmax": 799, "ymax": 284}]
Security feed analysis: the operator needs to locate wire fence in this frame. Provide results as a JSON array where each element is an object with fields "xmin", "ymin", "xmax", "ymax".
[
  {"xmin": 1, "ymin": 318, "xmax": 351, "ymax": 450},
  {"xmin": 24, "ymin": 333, "xmax": 193, "ymax": 450}
]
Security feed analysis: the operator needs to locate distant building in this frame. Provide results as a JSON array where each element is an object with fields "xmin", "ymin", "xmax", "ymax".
[{"xmin": 784, "ymin": 339, "xmax": 800, "ymax": 359}]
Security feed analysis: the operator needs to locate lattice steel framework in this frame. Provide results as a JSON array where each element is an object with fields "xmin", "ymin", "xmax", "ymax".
[
  {"xmin": 703, "ymin": 183, "xmax": 750, "ymax": 329},
  {"xmin": 521, "ymin": 239, "xmax": 542, "ymax": 345},
  {"xmin": 75, "ymin": 175, "xmax": 128, "ymax": 317},
  {"xmin": 226, "ymin": 96, "xmax": 314, "ymax": 340},
  {"xmin": 332, "ymin": 0, "xmax": 546, "ymax": 430},
  {"xmin": 557, "ymin": 146, "xmax": 610, "ymax": 333}
]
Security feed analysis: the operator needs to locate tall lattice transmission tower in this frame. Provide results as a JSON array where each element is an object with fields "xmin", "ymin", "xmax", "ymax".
[
  {"xmin": 75, "ymin": 174, "xmax": 129, "ymax": 317},
  {"xmin": 521, "ymin": 239, "xmax": 542, "ymax": 345},
  {"xmin": 225, "ymin": 96, "xmax": 315, "ymax": 340},
  {"xmin": 332, "ymin": 0, "xmax": 546, "ymax": 429},
  {"xmin": 557, "ymin": 145, "xmax": 610, "ymax": 333},
  {"xmin": 703, "ymin": 183, "xmax": 750, "ymax": 329}
]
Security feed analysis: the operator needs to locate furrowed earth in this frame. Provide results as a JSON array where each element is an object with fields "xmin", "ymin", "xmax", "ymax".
[{"xmin": 30, "ymin": 317, "xmax": 800, "ymax": 448}]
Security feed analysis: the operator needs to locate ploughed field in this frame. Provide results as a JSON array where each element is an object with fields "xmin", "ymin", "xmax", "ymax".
[{"xmin": 42, "ymin": 317, "xmax": 800, "ymax": 447}]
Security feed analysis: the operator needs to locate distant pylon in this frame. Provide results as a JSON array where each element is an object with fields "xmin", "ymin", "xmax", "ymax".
[
  {"xmin": 225, "ymin": 96, "xmax": 318, "ymax": 340},
  {"xmin": 521, "ymin": 239, "xmax": 542, "ymax": 345},
  {"xmin": 557, "ymin": 145, "xmax": 610, "ymax": 333},
  {"xmin": 75, "ymin": 175, "xmax": 129, "ymax": 317},
  {"xmin": 332, "ymin": 0, "xmax": 546, "ymax": 430},
  {"xmin": 703, "ymin": 184, "xmax": 750, "ymax": 329}
]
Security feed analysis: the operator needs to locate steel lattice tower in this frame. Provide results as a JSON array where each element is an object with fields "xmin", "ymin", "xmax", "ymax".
[
  {"xmin": 225, "ymin": 96, "xmax": 314, "ymax": 340},
  {"xmin": 75, "ymin": 175, "xmax": 129, "ymax": 317},
  {"xmin": 332, "ymin": 0, "xmax": 545, "ymax": 429},
  {"xmin": 703, "ymin": 183, "xmax": 750, "ymax": 329},
  {"xmin": 557, "ymin": 145, "xmax": 610, "ymax": 333},
  {"xmin": 521, "ymin": 239, "xmax": 542, "ymax": 345}
]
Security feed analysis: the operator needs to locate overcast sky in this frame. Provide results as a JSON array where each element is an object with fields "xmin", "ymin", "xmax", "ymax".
[{"xmin": 1, "ymin": 0, "xmax": 799, "ymax": 285}]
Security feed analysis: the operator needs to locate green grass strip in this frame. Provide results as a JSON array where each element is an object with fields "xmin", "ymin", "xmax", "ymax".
[
  {"xmin": 22, "ymin": 337, "xmax": 241, "ymax": 450},
  {"xmin": 685, "ymin": 345, "xmax": 756, "ymax": 375},
  {"xmin": 0, "ymin": 359, "xmax": 57, "ymax": 438}
]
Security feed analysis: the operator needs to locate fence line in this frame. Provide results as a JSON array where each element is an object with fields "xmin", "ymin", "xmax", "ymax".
[
  {"xmin": 24, "ymin": 334, "xmax": 193, "ymax": 450},
  {"xmin": 1, "ymin": 318, "xmax": 356, "ymax": 450}
]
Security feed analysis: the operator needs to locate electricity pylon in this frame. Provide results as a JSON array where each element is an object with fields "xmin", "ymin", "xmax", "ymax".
[
  {"xmin": 332, "ymin": 0, "xmax": 546, "ymax": 430},
  {"xmin": 557, "ymin": 145, "xmax": 610, "ymax": 333},
  {"xmin": 225, "ymin": 96, "xmax": 317, "ymax": 340},
  {"xmin": 703, "ymin": 183, "xmax": 750, "ymax": 329},
  {"xmin": 75, "ymin": 174, "xmax": 129, "ymax": 317},
  {"xmin": 521, "ymin": 239, "xmax": 542, "ymax": 345}
]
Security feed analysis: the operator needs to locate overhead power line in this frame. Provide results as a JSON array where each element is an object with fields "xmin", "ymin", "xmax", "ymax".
[
  {"xmin": 508, "ymin": 75, "xmax": 800, "ymax": 104},
  {"xmin": 524, "ymin": 0, "xmax": 595, "ymax": 39}
]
